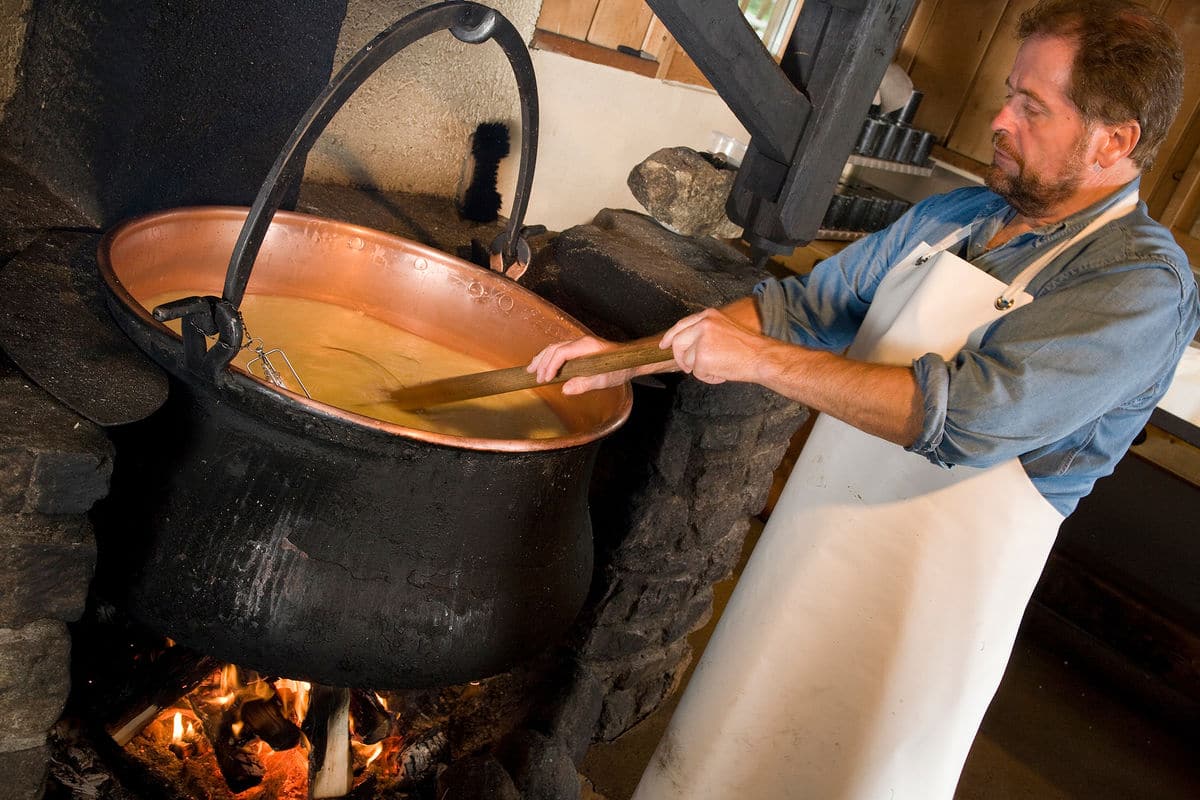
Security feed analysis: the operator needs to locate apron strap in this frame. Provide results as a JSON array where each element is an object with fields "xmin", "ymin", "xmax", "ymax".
[{"xmin": 994, "ymin": 183, "xmax": 1140, "ymax": 310}]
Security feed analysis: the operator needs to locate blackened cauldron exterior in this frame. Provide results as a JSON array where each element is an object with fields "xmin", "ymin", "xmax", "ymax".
[{"xmin": 98, "ymin": 208, "xmax": 631, "ymax": 689}]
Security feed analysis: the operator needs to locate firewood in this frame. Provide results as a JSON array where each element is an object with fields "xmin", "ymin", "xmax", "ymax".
[
  {"xmin": 348, "ymin": 690, "xmax": 391, "ymax": 745},
  {"xmin": 187, "ymin": 696, "xmax": 265, "ymax": 792},
  {"xmin": 305, "ymin": 686, "xmax": 353, "ymax": 799},
  {"xmin": 240, "ymin": 697, "xmax": 303, "ymax": 751},
  {"xmin": 105, "ymin": 647, "xmax": 220, "ymax": 746},
  {"xmin": 398, "ymin": 729, "xmax": 448, "ymax": 786}
]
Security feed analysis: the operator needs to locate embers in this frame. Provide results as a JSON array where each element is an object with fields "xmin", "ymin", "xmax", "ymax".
[
  {"xmin": 109, "ymin": 658, "xmax": 445, "ymax": 799},
  {"xmin": 74, "ymin": 636, "xmax": 537, "ymax": 800}
]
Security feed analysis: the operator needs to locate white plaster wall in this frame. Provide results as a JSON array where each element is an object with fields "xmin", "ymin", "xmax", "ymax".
[
  {"xmin": 303, "ymin": 1, "xmax": 747, "ymax": 233},
  {"xmin": 304, "ymin": 0, "xmax": 541, "ymax": 198},
  {"xmin": 0, "ymin": 0, "xmax": 29, "ymax": 119},
  {"xmin": 516, "ymin": 50, "xmax": 748, "ymax": 231}
]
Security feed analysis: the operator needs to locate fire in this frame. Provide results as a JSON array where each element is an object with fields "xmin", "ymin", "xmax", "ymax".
[
  {"xmin": 129, "ymin": 660, "xmax": 409, "ymax": 798},
  {"xmin": 275, "ymin": 679, "xmax": 312, "ymax": 722},
  {"xmin": 353, "ymin": 740, "xmax": 385, "ymax": 768}
]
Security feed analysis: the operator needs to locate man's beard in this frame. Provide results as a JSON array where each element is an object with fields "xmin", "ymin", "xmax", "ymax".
[{"xmin": 985, "ymin": 132, "xmax": 1088, "ymax": 219}]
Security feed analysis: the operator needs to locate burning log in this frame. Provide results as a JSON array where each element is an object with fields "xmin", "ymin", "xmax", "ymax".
[
  {"xmin": 305, "ymin": 686, "xmax": 353, "ymax": 799},
  {"xmin": 105, "ymin": 646, "xmax": 220, "ymax": 746},
  {"xmin": 241, "ymin": 696, "xmax": 304, "ymax": 751},
  {"xmin": 398, "ymin": 729, "xmax": 448, "ymax": 786},
  {"xmin": 187, "ymin": 696, "xmax": 265, "ymax": 792},
  {"xmin": 348, "ymin": 690, "xmax": 391, "ymax": 745}
]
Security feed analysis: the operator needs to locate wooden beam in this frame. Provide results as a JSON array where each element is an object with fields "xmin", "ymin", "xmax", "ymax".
[{"xmin": 531, "ymin": 29, "xmax": 659, "ymax": 78}]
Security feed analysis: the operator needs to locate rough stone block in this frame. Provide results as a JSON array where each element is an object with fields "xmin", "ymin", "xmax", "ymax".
[
  {"xmin": 0, "ymin": 513, "xmax": 95, "ymax": 626},
  {"xmin": 0, "ymin": 363, "xmax": 113, "ymax": 514},
  {"xmin": 581, "ymin": 621, "xmax": 660, "ymax": 661},
  {"xmin": 701, "ymin": 519, "xmax": 753, "ymax": 584},
  {"xmin": 693, "ymin": 458, "xmax": 748, "ymax": 497},
  {"xmin": 0, "ymin": 620, "xmax": 70, "ymax": 752},
  {"xmin": 692, "ymin": 504, "xmax": 749, "ymax": 546},
  {"xmin": 609, "ymin": 541, "xmax": 692, "ymax": 579},
  {"xmin": 743, "ymin": 477, "xmax": 774, "ymax": 518},
  {"xmin": 678, "ymin": 380, "xmax": 779, "ymax": 416},
  {"xmin": 553, "ymin": 209, "xmax": 766, "ymax": 337},
  {"xmin": 595, "ymin": 575, "xmax": 696, "ymax": 627},
  {"xmin": 650, "ymin": 412, "xmax": 696, "ymax": 487},
  {"xmin": 436, "ymin": 753, "xmax": 521, "ymax": 800},
  {"xmin": 595, "ymin": 645, "xmax": 692, "ymax": 741},
  {"xmin": 661, "ymin": 586, "xmax": 714, "ymax": 644},
  {"xmin": 0, "ymin": 745, "xmax": 48, "ymax": 800},
  {"xmin": 699, "ymin": 414, "xmax": 763, "ymax": 451},
  {"xmin": 586, "ymin": 584, "xmax": 712, "ymax": 661},
  {"xmin": 758, "ymin": 404, "xmax": 810, "ymax": 444},
  {"xmin": 627, "ymin": 147, "xmax": 742, "ymax": 238},
  {"xmin": 497, "ymin": 729, "xmax": 581, "ymax": 800},
  {"xmin": 618, "ymin": 493, "xmax": 690, "ymax": 554},
  {"xmin": 526, "ymin": 668, "xmax": 606, "ymax": 765}
]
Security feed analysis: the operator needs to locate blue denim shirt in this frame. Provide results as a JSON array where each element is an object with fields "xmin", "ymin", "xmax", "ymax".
[{"xmin": 755, "ymin": 181, "xmax": 1200, "ymax": 515}]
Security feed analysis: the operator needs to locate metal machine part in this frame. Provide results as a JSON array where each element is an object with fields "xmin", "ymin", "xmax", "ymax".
[{"xmin": 648, "ymin": 0, "xmax": 919, "ymax": 261}]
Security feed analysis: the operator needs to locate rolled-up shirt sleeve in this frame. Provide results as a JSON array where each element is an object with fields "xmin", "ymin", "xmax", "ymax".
[
  {"xmin": 753, "ymin": 198, "xmax": 927, "ymax": 351},
  {"xmin": 906, "ymin": 256, "xmax": 1194, "ymax": 468}
]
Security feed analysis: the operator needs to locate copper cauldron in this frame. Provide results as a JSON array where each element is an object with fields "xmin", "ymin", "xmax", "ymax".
[{"xmin": 96, "ymin": 2, "xmax": 629, "ymax": 689}]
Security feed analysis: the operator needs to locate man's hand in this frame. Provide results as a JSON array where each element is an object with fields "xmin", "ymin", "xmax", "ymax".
[
  {"xmin": 527, "ymin": 335, "xmax": 669, "ymax": 395},
  {"xmin": 661, "ymin": 307, "xmax": 770, "ymax": 385}
]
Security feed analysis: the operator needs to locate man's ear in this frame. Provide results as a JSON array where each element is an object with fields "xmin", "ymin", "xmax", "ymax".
[{"xmin": 1095, "ymin": 120, "xmax": 1141, "ymax": 168}]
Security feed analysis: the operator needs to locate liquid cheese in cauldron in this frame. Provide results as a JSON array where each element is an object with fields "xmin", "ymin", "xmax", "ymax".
[{"xmin": 143, "ymin": 291, "xmax": 569, "ymax": 439}]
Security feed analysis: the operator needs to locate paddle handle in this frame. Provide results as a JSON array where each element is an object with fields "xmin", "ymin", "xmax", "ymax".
[{"xmin": 387, "ymin": 337, "xmax": 674, "ymax": 411}]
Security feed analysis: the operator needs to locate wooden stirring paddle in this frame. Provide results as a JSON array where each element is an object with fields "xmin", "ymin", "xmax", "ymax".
[{"xmin": 383, "ymin": 338, "xmax": 676, "ymax": 411}]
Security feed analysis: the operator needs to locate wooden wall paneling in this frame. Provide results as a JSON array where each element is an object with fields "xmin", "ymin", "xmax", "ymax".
[
  {"xmin": 1141, "ymin": 0, "xmax": 1200, "ymax": 217},
  {"xmin": 895, "ymin": 0, "xmax": 940, "ymax": 72},
  {"xmin": 944, "ymin": 0, "xmax": 1039, "ymax": 164},
  {"xmin": 906, "ymin": 0, "xmax": 1009, "ymax": 142},
  {"xmin": 586, "ymin": 0, "xmax": 654, "ymax": 50},
  {"xmin": 640, "ymin": 16, "xmax": 674, "ymax": 62},
  {"xmin": 661, "ymin": 48, "xmax": 712, "ymax": 89},
  {"xmin": 1147, "ymin": 106, "xmax": 1200, "ymax": 223},
  {"xmin": 536, "ymin": 0, "xmax": 601, "ymax": 39},
  {"xmin": 1160, "ymin": 142, "xmax": 1200, "ymax": 233}
]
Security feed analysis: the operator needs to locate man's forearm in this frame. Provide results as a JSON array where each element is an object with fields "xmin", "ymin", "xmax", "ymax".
[{"xmin": 724, "ymin": 296, "xmax": 923, "ymax": 447}]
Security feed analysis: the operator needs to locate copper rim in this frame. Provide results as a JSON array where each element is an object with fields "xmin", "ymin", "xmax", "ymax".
[{"xmin": 97, "ymin": 206, "xmax": 632, "ymax": 453}]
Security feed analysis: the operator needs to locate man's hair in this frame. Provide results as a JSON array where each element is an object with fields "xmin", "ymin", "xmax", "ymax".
[{"xmin": 1018, "ymin": 0, "xmax": 1184, "ymax": 170}]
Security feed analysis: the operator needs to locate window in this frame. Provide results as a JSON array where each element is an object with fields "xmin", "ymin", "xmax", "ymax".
[{"xmin": 534, "ymin": 0, "xmax": 804, "ymax": 88}]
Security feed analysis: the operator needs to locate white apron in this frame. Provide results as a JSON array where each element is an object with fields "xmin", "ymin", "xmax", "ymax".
[{"xmin": 633, "ymin": 190, "xmax": 1138, "ymax": 800}]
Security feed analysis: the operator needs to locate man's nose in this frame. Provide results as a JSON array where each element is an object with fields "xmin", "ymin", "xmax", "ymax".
[{"xmin": 992, "ymin": 100, "xmax": 1015, "ymax": 134}]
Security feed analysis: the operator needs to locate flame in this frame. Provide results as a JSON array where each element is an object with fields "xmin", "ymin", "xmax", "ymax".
[
  {"xmin": 219, "ymin": 664, "xmax": 239, "ymax": 694},
  {"xmin": 373, "ymin": 692, "xmax": 389, "ymax": 712},
  {"xmin": 275, "ymin": 679, "xmax": 312, "ymax": 723},
  {"xmin": 231, "ymin": 721, "xmax": 244, "ymax": 738},
  {"xmin": 171, "ymin": 712, "xmax": 183, "ymax": 743},
  {"xmin": 353, "ymin": 741, "xmax": 385, "ymax": 768}
]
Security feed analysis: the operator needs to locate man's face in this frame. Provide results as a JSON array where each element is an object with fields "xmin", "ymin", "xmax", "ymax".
[{"xmin": 987, "ymin": 34, "xmax": 1094, "ymax": 218}]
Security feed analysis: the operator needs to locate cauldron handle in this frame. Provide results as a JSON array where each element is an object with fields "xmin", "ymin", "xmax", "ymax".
[{"xmin": 165, "ymin": 2, "xmax": 539, "ymax": 380}]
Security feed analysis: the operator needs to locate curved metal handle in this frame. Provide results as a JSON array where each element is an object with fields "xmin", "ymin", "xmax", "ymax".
[{"xmin": 187, "ymin": 1, "xmax": 540, "ymax": 380}]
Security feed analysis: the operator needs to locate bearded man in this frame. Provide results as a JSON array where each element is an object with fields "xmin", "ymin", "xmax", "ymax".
[{"xmin": 529, "ymin": 0, "xmax": 1199, "ymax": 797}]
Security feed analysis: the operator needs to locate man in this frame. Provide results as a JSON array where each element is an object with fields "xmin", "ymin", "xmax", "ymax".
[{"xmin": 530, "ymin": 1, "xmax": 1198, "ymax": 797}]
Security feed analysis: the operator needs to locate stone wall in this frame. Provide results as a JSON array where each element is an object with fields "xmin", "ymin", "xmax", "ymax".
[
  {"xmin": 525, "ymin": 209, "xmax": 808, "ymax": 741},
  {"xmin": 0, "ymin": 357, "xmax": 112, "ymax": 799}
]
